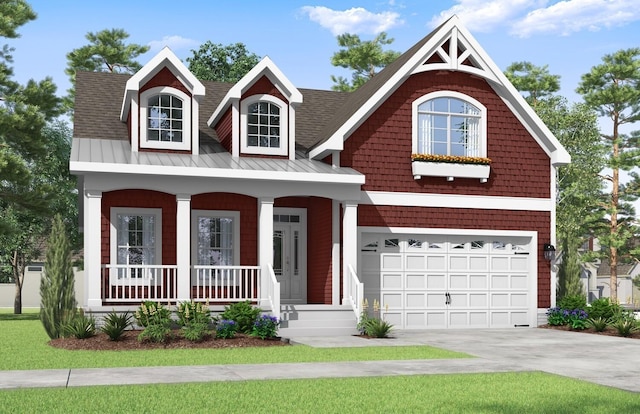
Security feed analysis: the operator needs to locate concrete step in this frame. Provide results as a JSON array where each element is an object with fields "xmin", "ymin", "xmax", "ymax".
[
  {"xmin": 277, "ymin": 304, "xmax": 358, "ymax": 337},
  {"xmin": 279, "ymin": 326, "xmax": 359, "ymax": 337}
]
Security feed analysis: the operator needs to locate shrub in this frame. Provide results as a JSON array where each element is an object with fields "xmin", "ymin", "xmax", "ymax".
[
  {"xmin": 364, "ymin": 318, "xmax": 394, "ymax": 338},
  {"xmin": 216, "ymin": 319, "xmax": 238, "ymax": 339},
  {"xmin": 176, "ymin": 301, "xmax": 210, "ymax": 327},
  {"xmin": 134, "ymin": 301, "xmax": 172, "ymax": 328},
  {"xmin": 251, "ymin": 315, "xmax": 280, "ymax": 339},
  {"xmin": 557, "ymin": 294, "xmax": 587, "ymax": 312},
  {"xmin": 566, "ymin": 309, "xmax": 589, "ymax": 330},
  {"xmin": 182, "ymin": 322, "xmax": 210, "ymax": 342},
  {"xmin": 100, "ymin": 310, "xmax": 133, "ymax": 341},
  {"xmin": 612, "ymin": 318, "xmax": 638, "ymax": 338},
  {"xmin": 63, "ymin": 311, "xmax": 96, "ymax": 339},
  {"xmin": 219, "ymin": 301, "xmax": 261, "ymax": 334},
  {"xmin": 138, "ymin": 324, "xmax": 173, "ymax": 343},
  {"xmin": 546, "ymin": 307, "xmax": 567, "ymax": 326},
  {"xmin": 587, "ymin": 317, "xmax": 609, "ymax": 332},
  {"xmin": 588, "ymin": 298, "xmax": 621, "ymax": 320}
]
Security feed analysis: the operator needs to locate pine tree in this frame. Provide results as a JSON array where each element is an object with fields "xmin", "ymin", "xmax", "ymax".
[
  {"xmin": 556, "ymin": 238, "xmax": 585, "ymax": 299},
  {"xmin": 40, "ymin": 215, "xmax": 77, "ymax": 339}
]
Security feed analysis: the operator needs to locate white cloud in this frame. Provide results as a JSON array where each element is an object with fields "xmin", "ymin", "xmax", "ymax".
[
  {"xmin": 428, "ymin": 0, "xmax": 546, "ymax": 32},
  {"xmin": 511, "ymin": 0, "xmax": 640, "ymax": 38},
  {"xmin": 300, "ymin": 6, "xmax": 404, "ymax": 35},
  {"xmin": 148, "ymin": 35, "xmax": 199, "ymax": 52}
]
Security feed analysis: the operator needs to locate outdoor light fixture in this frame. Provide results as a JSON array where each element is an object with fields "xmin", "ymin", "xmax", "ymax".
[{"xmin": 543, "ymin": 243, "xmax": 556, "ymax": 261}]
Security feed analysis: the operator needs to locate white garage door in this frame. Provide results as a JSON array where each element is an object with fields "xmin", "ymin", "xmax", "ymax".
[{"xmin": 360, "ymin": 233, "xmax": 534, "ymax": 329}]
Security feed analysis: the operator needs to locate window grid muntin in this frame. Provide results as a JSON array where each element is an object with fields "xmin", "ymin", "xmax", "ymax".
[
  {"xmin": 247, "ymin": 101, "xmax": 280, "ymax": 148},
  {"xmin": 148, "ymin": 93, "xmax": 184, "ymax": 143},
  {"xmin": 116, "ymin": 213, "xmax": 157, "ymax": 278},
  {"xmin": 417, "ymin": 97, "xmax": 481, "ymax": 157},
  {"xmin": 197, "ymin": 216, "xmax": 234, "ymax": 266}
]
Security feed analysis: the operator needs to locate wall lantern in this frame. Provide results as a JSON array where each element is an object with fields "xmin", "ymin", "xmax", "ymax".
[{"xmin": 543, "ymin": 243, "xmax": 556, "ymax": 261}]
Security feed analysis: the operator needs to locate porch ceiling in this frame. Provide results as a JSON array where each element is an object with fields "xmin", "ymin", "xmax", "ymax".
[{"xmin": 70, "ymin": 138, "xmax": 364, "ymax": 186}]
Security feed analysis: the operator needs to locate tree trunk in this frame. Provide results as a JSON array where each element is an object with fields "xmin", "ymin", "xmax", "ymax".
[
  {"xmin": 11, "ymin": 250, "xmax": 25, "ymax": 314},
  {"xmin": 610, "ymin": 120, "xmax": 619, "ymax": 303}
]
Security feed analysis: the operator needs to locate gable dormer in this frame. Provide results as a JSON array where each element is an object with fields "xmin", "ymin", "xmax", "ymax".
[
  {"xmin": 208, "ymin": 57, "xmax": 303, "ymax": 160},
  {"xmin": 120, "ymin": 47, "xmax": 205, "ymax": 154}
]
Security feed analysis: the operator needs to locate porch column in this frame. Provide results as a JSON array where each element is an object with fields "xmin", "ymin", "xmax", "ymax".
[
  {"xmin": 342, "ymin": 202, "xmax": 358, "ymax": 305},
  {"xmin": 176, "ymin": 194, "xmax": 191, "ymax": 302},
  {"xmin": 332, "ymin": 200, "xmax": 341, "ymax": 305},
  {"xmin": 84, "ymin": 190, "xmax": 102, "ymax": 308},
  {"xmin": 258, "ymin": 197, "xmax": 274, "ymax": 305}
]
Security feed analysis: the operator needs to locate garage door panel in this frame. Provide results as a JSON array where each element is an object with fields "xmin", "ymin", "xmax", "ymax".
[{"xmin": 368, "ymin": 233, "xmax": 532, "ymax": 329}]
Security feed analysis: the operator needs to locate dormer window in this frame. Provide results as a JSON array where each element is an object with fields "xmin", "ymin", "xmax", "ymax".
[
  {"xmin": 241, "ymin": 94, "xmax": 288, "ymax": 156},
  {"xmin": 140, "ymin": 86, "xmax": 191, "ymax": 151}
]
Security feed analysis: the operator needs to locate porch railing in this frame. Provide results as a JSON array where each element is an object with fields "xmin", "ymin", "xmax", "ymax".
[
  {"xmin": 102, "ymin": 265, "xmax": 178, "ymax": 302},
  {"xmin": 347, "ymin": 264, "xmax": 364, "ymax": 321},
  {"xmin": 192, "ymin": 265, "xmax": 260, "ymax": 302},
  {"xmin": 265, "ymin": 264, "xmax": 280, "ymax": 320}
]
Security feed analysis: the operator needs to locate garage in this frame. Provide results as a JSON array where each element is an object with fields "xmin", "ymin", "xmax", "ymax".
[{"xmin": 360, "ymin": 232, "xmax": 536, "ymax": 329}]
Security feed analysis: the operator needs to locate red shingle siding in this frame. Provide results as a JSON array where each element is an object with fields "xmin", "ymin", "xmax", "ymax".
[
  {"xmin": 359, "ymin": 205, "xmax": 552, "ymax": 307},
  {"xmin": 140, "ymin": 67, "xmax": 191, "ymax": 95},
  {"xmin": 341, "ymin": 71, "xmax": 550, "ymax": 198},
  {"xmin": 275, "ymin": 197, "xmax": 333, "ymax": 304},
  {"xmin": 192, "ymin": 193, "xmax": 258, "ymax": 266},
  {"xmin": 101, "ymin": 190, "xmax": 177, "ymax": 265},
  {"xmin": 216, "ymin": 108, "xmax": 233, "ymax": 153},
  {"xmin": 242, "ymin": 75, "xmax": 287, "ymax": 103}
]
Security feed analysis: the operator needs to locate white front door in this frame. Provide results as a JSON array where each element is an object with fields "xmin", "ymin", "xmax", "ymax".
[{"xmin": 273, "ymin": 209, "xmax": 307, "ymax": 303}]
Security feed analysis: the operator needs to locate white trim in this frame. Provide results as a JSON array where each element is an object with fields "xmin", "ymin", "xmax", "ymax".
[
  {"xmin": 139, "ymin": 86, "xmax": 192, "ymax": 151},
  {"xmin": 176, "ymin": 195, "xmax": 191, "ymax": 301},
  {"xmin": 411, "ymin": 90, "xmax": 487, "ymax": 157},
  {"xmin": 109, "ymin": 207, "xmax": 163, "ymax": 284},
  {"xmin": 84, "ymin": 190, "xmax": 102, "ymax": 307},
  {"xmin": 342, "ymin": 202, "xmax": 358, "ymax": 305},
  {"xmin": 191, "ymin": 210, "xmax": 241, "ymax": 266},
  {"xmin": 241, "ymin": 94, "xmax": 288, "ymax": 156},
  {"xmin": 361, "ymin": 190, "xmax": 552, "ymax": 211},
  {"xmin": 332, "ymin": 200, "xmax": 341, "ymax": 305},
  {"xmin": 258, "ymin": 198, "xmax": 274, "ymax": 300}
]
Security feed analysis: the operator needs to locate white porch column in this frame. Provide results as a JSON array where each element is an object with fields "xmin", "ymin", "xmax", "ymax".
[
  {"xmin": 332, "ymin": 200, "xmax": 341, "ymax": 305},
  {"xmin": 258, "ymin": 197, "xmax": 274, "ymax": 305},
  {"xmin": 176, "ymin": 194, "xmax": 191, "ymax": 302},
  {"xmin": 84, "ymin": 190, "xmax": 102, "ymax": 308},
  {"xmin": 342, "ymin": 202, "xmax": 358, "ymax": 305}
]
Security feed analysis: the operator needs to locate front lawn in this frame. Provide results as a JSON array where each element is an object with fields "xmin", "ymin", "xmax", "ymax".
[
  {"xmin": 2, "ymin": 372, "xmax": 638, "ymax": 413},
  {"xmin": 0, "ymin": 312, "xmax": 468, "ymax": 370}
]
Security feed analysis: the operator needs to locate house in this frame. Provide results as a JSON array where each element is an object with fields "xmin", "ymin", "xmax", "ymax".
[
  {"xmin": 595, "ymin": 260, "xmax": 640, "ymax": 306},
  {"xmin": 70, "ymin": 16, "xmax": 570, "ymax": 334}
]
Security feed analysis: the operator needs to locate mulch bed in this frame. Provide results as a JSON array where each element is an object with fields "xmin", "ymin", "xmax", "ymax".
[
  {"xmin": 539, "ymin": 324, "xmax": 640, "ymax": 339},
  {"xmin": 49, "ymin": 330, "xmax": 290, "ymax": 351}
]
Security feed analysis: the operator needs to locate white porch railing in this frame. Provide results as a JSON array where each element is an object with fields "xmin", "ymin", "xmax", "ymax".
[
  {"xmin": 265, "ymin": 264, "xmax": 281, "ymax": 320},
  {"xmin": 102, "ymin": 265, "xmax": 178, "ymax": 302},
  {"xmin": 347, "ymin": 264, "xmax": 364, "ymax": 321},
  {"xmin": 192, "ymin": 266, "xmax": 260, "ymax": 302}
]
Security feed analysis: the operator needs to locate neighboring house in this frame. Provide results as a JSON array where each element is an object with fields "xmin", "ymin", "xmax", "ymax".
[
  {"xmin": 69, "ymin": 16, "xmax": 569, "ymax": 333},
  {"xmin": 595, "ymin": 260, "xmax": 640, "ymax": 306}
]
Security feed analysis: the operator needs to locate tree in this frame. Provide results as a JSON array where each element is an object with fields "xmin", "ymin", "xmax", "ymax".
[
  {"xmin": 186, "ymin": 42, "xmax": 260, "ymax": 82},
  {"xmin": 330, "ymin": 32, "xmax": 400, "ymax": 92},
  {"xmin": 64, "ymin": 28, "xmax": 149, "ymax": 112},
  {"xmin": 40, "ymin": 214, "xmax": 77, "ymax": 340},
  {"xmin": 505, "ymin": 61, "xmax": 560, "ymax": 109},
  {"xmin": 577, "ymin": 48, "xmax": 640, "ymax": 303}
]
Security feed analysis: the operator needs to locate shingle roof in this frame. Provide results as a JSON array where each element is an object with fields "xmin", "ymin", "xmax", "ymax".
[{"xmin": 73, "ymin": 71, "xmax": 349, "ymax": 152}]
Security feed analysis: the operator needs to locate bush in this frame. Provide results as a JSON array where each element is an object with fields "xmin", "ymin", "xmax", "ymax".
[
  {"xmin": 612, "ymin": 318, "xmax": 638, "ymax": 338},
  {"xmin": 587, "ymin": 317, "xmax": 609, "ymax": 332},
  {"xmin": 219, "ymin": 301, "xmax": 261, "ymax": 334},
  {"xmin": 557, "ymin": 294, "xmax": 587, "ymax": 311},
  {"xmin": 363, "ymin": 318, "xmax": 394, "ymax": 338},
  {"xmin": 546, "ymin": 307, "xmax": 567, "ymax": 326},
  {"xmin": 215, "ymin": 319, "xmax": 238, "ymax": 339},
  {"xmin": 100, "ymin": 310, "xmax": 133, "ymax": 341},
  {"xmin": 251, "ymin": 315, "xmax": 280, "ymax": 339},
  {"xmin": 134, "ymin": 301, "xmax": 172, "ymax": 328},
  {"xmin": 566, "ymin": 309, "xmax": 589, "ymax": 330},
  {"xmin": 63, "ymin": 311, "xmax": 96, "ymax": 339},
  {"xmin": 176, "ymin": 301, "xmax": 210, "ymax": 327},
  {"xmin": 138, "ymin": 324, "xmax": 173, "ymax": 343},
  {"xmin": 182, "ymin": 322, "xmax": 210, "ymax": 342},
  {"xmin": 588, "ymin": 298, "xmax": 621, "ymax": 320}
]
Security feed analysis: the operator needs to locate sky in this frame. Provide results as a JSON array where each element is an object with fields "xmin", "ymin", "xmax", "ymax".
[{"xmin": 7, "ymin": 0, "xmax": 640, "ymax": 108}]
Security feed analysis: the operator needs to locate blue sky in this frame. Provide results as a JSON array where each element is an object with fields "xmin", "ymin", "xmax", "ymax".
[{"xmin": 7, "ymin": 0, "xmax": 640, "ymax": 108}]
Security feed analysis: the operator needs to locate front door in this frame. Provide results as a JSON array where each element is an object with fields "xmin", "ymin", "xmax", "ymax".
[{"xmin": 273, "ymin": 209, "xmax": 307, "ymax": 303}]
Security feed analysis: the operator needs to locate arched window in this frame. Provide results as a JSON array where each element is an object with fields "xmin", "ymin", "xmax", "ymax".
[
  {"xmin": 140, "ymin": 86, "xmax": 191, "ymax": 150},
  {"xmin": 241, "ymin": 94, "xmax": 288, "ymax": 156},
  {"xmin": 413, "ymin": 91, "xmax": 486, "ymax": 158}
]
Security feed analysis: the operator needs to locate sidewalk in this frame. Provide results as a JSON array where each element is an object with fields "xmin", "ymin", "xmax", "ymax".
[{"xmin": 1, "ymin": 328, "xmax": 639, "ymax": 392}]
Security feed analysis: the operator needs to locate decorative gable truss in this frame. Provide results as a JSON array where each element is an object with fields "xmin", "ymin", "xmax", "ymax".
[
  {"xmin": 120, "ymin": 47, "xmax": 205, "ymax": 154},
  {"xmin": 208, "ymin": 57, "xmax": 303, "ymax": 160}
]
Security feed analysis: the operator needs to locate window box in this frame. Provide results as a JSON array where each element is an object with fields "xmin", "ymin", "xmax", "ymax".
[{"xmin": 411, "ymin": 159, "xmax": 490, "ymax": 181}]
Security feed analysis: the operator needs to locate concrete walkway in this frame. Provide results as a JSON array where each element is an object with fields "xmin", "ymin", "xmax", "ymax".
[{"xmin": 1, "ymin": 328, "xmax": 639, "ymax": 392}]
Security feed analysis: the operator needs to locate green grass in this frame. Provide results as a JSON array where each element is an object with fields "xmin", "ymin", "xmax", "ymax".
[
  {"xmin": 2, "ymin": 372, "xmax": 639, "ymax": 413},
  {"xmin": 0, "ymin": 312, "xmax": 468, "ymax": 370}
]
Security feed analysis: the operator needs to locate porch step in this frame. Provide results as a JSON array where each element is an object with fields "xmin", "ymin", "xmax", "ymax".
[{"xmin": 277, "ymin": 304, "xmax": 358, "ymax": 337}]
